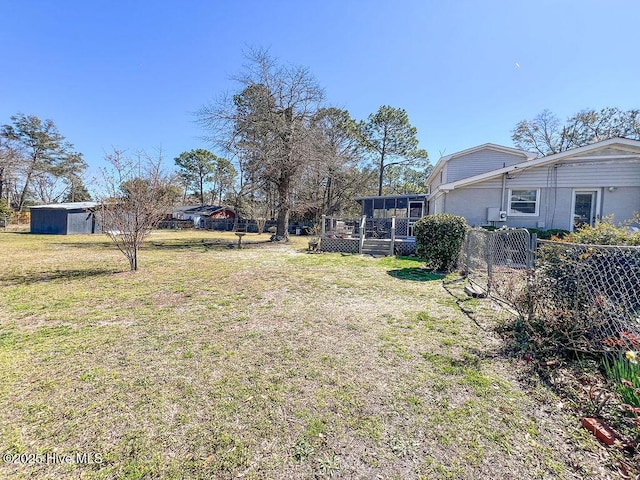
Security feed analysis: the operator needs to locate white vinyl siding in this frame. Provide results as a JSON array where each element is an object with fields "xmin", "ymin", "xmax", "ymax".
[
  {"xmin": 446, "ymin": 150, "xmax": 528, "ymax": 183},
  {"xmin": 508, "ymin": 189, "xmax": 539, "ymax": 216}
]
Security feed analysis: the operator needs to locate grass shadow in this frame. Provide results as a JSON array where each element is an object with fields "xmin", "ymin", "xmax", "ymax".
[
  {"xmin": 147, "ymin": 238, "xmax": 274, "ymax": 251},
  {"xmin": 0, "ymin": 268, "xmax": 120, "ymax": 286},
  {"xmin": 57, "ymin": 241, "xmax": 116, "ymax": 250},
  {"xmin": 387, "ymin": 268, "xmax": 445, "ymax": 282},
  {"xmin": 51, "ymin": 236, "xmax": 278, "ymax": 253}
]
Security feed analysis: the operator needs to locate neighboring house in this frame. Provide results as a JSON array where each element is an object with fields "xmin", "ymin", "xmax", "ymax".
[
  {"xmin": 30, "ymin": 202, "xmax": 100, "ymax": 234},
  {"xmin": 173, "ymin": 205, "xmax": 236, "ymax": 227},
  {"xmin": 426, "ymin": 138, "xmax": 640, "ymax": 231}
]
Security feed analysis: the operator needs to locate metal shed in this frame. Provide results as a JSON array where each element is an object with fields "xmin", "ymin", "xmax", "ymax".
[{"xmin": 30, "ymin": 202, "xmax": 100, "ymax": 234}]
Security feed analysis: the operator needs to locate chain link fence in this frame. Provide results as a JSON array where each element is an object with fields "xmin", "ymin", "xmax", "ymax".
[
  {"xmin": 462, "ymin": 228, "xmax": 535, "ymax": 304},
  {"xmin": 461, "ymin": 228, "xmax": 640, "ymax": 354},
  {"xmin": 532, "ymin": 241, "xmax": 640, "ymax": 353}
]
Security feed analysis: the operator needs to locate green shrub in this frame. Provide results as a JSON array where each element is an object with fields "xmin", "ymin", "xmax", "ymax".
[
  {"xmin": 562, "ymin": 215, "xmax": 640, "ymax": 245},
  {"xmin": 527, "ymin": 228, "xmax": 570, "ymax": 240},
  {"xmin": 0, "ymin": 200, "xmax": 11, "ymax": 225},
  {"xmin": 0, "ymin": 199, "xmax": 10, "ymax": 218},
  {"xmin": 525, "ymin": 218, "xmax": 640, "ymax": 355},
  {"xmin": 414, "ymin": 214, "xmax": 467, "ymax": 272}
]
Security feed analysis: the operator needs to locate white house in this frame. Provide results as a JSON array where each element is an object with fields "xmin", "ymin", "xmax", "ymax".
[{"xmin": 426, "ymin": 138, "xmax": 640, "ymax": 231}]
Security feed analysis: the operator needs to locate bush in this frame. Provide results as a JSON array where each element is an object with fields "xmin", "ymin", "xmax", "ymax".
[
  {"xmin": 520, "ymin": 226, "xmax": 640, "ymax": 355},
  {"xmin": 414, "ymin": 213, "xmax": 467, "ymax": 272},
  {"xmin": 561, "ymin": 216, "xmax": 640, "ymax": 246},
  {"xmin": 0, "ymin": 200, "xmax": 11, "ymax": 226},
  {"xmin": 0, "ymin": 199, "xmax": 10, "ymax": 217},
  {"xmin": 526, "ymin": 228, "xmax": 570, "ymax": 240}
]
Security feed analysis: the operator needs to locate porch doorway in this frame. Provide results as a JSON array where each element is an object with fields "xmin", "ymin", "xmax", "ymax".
[
  {"xmin": 408, "ymin": 201, "xmax": 424, "ymax": 236},
  {"xmin": 572, "ymin": 190, "xmax": 600, "ymax": 231}
]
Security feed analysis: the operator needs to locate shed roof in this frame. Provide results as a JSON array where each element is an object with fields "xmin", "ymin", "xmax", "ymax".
[{"xmin": 29, "ymin": 202, "xmax": 99, "ymax": 210}]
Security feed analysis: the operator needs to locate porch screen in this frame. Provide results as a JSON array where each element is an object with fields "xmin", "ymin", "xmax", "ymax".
[
  {"xmin": 373, "ymin": 198, "xmax": 385, "ymax": 218},
  {"xmin": 395, "ymin": 198, "xmax": 408, "ymax": 217},
  {"xmin": 362, "ymin": 199, "xmax": 373, "ymax": 218}
]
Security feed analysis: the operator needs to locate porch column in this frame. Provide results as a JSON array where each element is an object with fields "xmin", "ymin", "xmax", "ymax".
[{"xmin": 321, "ymin": 215, "xmax": 326, "ymax": 238}]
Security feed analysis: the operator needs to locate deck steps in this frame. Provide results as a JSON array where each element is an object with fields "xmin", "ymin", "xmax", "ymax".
[{"xmin": 361, "ymin": 238, "xmax": 393, "ymax": 256}]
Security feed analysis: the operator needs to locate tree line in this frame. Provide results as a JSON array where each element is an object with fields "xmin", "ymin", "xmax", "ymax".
[
  {"xmin": 0, "ymin": 114, "xmax": 91, "ymax": 211},
  {"xmin": 0, "ymin": 64, "xmax": 431, "ymax": 237},
  {"xmin": 195, "ymin": 48, "xmax": 429, "ymax": 238},
  {"xmin": 2, "ymin": 47, "xmax": 638, "ymax": 270}
]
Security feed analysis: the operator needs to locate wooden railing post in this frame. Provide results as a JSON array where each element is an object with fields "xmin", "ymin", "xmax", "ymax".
[{"xmin": 390, "ymin": 216, "xmax": 396, "ymax": 256}]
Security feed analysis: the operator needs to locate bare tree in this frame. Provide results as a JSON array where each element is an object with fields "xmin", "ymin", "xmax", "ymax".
[
  {"xmin": 198, "ymin": 48, "xmax": 324, "ymax": 240},
  {"xmin": 98, "ymin": 149, "xmax": 177, "ymax": 271},
  {"xmin": 237, "ymin": 196, "xmax": 269, "ymax": 234},
  {"xmin": 512, "ymin": 107, "xmax": 640, "ymax": 156},
  {"xmin": 294, "ymin": 107, "xmax": 372, "ymax": 221}
]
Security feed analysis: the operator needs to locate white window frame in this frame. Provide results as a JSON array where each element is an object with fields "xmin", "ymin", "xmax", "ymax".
[{"xmin": 508, "ymin": 188, "xmax": 540, "ymax": 217}]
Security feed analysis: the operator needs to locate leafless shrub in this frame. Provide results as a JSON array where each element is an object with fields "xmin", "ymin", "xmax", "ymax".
[{"xmin": 97, "ymin": 149, "xmax": 178, "ymax": 271}]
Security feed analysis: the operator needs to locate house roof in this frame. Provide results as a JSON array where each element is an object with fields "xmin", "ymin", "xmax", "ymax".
[
  {"xmin": 181, "ymin": 205, "xmax": 234, "ymax": 215},
  {"xmin": 427, "ymin": 143, "xmax": 537, "ymax": 188},
  {"xmin": 29, "ymin": 202, "xmax": 99, "ymax": 210},
  {"xmin": 354, "ymin": 194, "xmax": 428, "ymax": 202},
  {"xmin": 172, "ymin": 205, "xmax": 202, "ymax": 213},
  {"xmin": 437, "ymin": 137, "xmax": 640, "ymax": 191}
]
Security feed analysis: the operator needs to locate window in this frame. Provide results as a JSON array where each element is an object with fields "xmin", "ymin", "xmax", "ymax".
[{"xmin": 508, "ymin": 189, "xmax": 539, "ymax": 216}]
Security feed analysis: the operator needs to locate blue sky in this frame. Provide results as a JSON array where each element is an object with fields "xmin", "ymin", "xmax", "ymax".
[{"xmin": 2, "ymin": 0, "xmax": 639, "ymax": 178}]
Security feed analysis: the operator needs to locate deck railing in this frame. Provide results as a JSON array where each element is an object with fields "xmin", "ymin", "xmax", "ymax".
[
  {"xmin": 321, "ymin": 216, "xmax": 363, "ymax": 238},
  {"xmin": 320, "ymin": 215, "xmax": 418, "ymax": 256},
  {"xmin": 321, "ymin": 216, "xmax": 414, "ymax": 239}
]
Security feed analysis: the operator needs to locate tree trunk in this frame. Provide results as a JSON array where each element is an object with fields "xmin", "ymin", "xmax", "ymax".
[
  {"xmin": 378, "ymin": 136, "xmax": 388, "ymax": 196},
  {"xmin": 378, "ymin": 161, "xmax": 385, "ymax": 196},
  {"xmin": 276, "ymin": 205, "xmax": 289, "ymax": 239},
  {"xmin": 18, "ymin": 170, "xmax": 33, "ymax": 211},
  {"xmin": 130, "ymin": 246, "xmax": 139, "ymax": 271},
  {"xmin": 275, "ymin": 175, "xmax": 291, "ymax": 239},
  {"xmin": 0, "ymin": 166, "xmax": 4, "ymax": 201}
]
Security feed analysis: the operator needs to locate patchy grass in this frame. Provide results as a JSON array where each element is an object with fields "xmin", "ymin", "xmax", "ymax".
[{"xmin": 0, "ymin": 230, "xmax": 610, "ymax": 478}]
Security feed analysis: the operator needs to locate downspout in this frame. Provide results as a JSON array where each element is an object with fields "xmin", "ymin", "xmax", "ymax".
[{"xmin": 500, "ymin": 173, "xmax": 507, "ymax": 212}]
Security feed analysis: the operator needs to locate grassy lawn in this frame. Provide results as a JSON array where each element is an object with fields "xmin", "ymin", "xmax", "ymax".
[{"xmin": 0, "ymin": 230, "xmax": 607, "ymax": 479}]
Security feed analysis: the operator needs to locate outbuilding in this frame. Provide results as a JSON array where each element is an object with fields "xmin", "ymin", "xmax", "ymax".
[{"xmin": 30, "ymin": 202, "xmax": 100, "ymax": 234}]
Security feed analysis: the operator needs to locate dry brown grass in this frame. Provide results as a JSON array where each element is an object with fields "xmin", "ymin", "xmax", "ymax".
[{"xmin": 0, "ymin": 230, "xmax": 615, "ymax": 479}]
